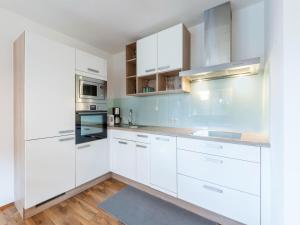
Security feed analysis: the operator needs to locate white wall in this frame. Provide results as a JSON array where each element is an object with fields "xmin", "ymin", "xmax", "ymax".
[
  {"xmin": 282, "ymin": 1, "xmax": 300, "ymax": 224},
  {"xmin": 110, "ymin": 1, "xmax": 265, "ymax": 99},
  {"xmin": 0, "ymin": 7, "xmax": 112, "ymax": 207},
  {"xmin": 265, "ymin": 0, "xmax": 284, "ymax": 224}
]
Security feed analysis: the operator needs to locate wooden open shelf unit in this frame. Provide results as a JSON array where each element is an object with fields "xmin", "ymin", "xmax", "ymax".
[{"xmin": 126, "ymin": 42, "xmax": 137, "ymax": 95}]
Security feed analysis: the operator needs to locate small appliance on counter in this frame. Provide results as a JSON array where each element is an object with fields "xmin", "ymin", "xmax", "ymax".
[
  {"xmin": 107, "ymin": 114, "xmax": 115, "ymax": 127},
  {"xmin": 112, "ymin": 107, "xmax": 121, "ymax": 126}
]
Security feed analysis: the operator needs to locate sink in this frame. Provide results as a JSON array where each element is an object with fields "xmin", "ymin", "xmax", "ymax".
[
  {"xmin": 208, "ymin": 131, "xmax": 242, "ymax": 139},
  {"xmin": 128, "ymin": 125, "xmax": 139, "ymax": 129},
  {"xmin": 119, "ymin": 124, "xmax": 146, "ymax": 129}
]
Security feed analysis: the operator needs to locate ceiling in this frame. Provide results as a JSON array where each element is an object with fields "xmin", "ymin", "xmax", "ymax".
[{"xmin": 0, "ymin": 0, "xmax": 263, "ymax": 53}]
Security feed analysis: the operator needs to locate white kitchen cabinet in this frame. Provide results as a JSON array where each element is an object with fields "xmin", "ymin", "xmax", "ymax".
[
  {"xmin": 137, "ymin": 33, "xmax": 158, "ymax": 76},
  {"xmin": 136, "ymin": 143, "xmax": 150, "ymax": 185},
  {"xmin": 76, "ymin": 49, "xmax": 107, "ymax": 79},
  {"xmin": 24, "ymin": 32, "xmax": 75, "ymax": 140},
  {"xmin": 177, "ymin": 149, "xmax": 260, "ymax": 195},
  {"xmin": 157, "ymin": 24, "xmax": 183, "ymax": 72},
  {"xmin": 25, "ymin": 136, "xmax": 76, "ymax": 208},
  {"xmin": 178, "ymin": 175, "xmax": 260, "ymax": 225},
  {"xmin": 150, "ymin": 135, "xmax": 177, "ymax": 194},
  {"xmin": 177, "ymin": 137, "xmax": 260, "ymax": 163},
  {"xmin": 76, "ymin": 139, "xmax": 109, "ymax": 187},
  {"xmin": 111, "ymin": 138, "xmax": 136, "ymax": 180}
]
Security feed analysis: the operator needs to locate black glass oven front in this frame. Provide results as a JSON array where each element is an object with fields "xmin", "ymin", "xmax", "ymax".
[{"xmin": 76, "ymin": 111, "xmax": 107, "ymax": 144}]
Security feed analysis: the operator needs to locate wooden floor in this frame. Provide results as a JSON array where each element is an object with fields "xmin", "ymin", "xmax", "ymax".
[{"xmin": 0, "ymin": 178, "xmax": 127, "ymax": 225}]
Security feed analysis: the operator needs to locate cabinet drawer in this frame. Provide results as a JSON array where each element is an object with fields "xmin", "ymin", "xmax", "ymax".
[
  {"xmin": 110, "ymin": 130, "xmax": 136, "ymax": 141},
  {"xmin": 178, "ymin": 175, "xmax": 260, "ymax": 225},
  {"xmin": 135, "ymin": 132, "xmax": 151, "ymax": 143},
  {"xmin": 178, "ymin": 149, "xmax": 260, "ymax": 195},
  {"xmin": 177, "ymin": 137, "xmax": 260, "ymax": 162}
]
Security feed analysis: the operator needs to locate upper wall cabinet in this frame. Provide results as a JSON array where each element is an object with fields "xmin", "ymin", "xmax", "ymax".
[
  {"xmin": 137, "ymin": 34, "xmax": 158, "ymax": 76},
  {"xmin": 23, "ymin": 32, "xmax": 75, "ymax": 140},
  {"xmin": 157, "ymin": 24, "xmax": 187, "ymax": 73},
  {"xmin": 137, "ymin": 23, "xmax": 190, "ymax": 77},
  {"xmin": 75, "ymin": 49, "xmax": 107, "ymax": 80}
]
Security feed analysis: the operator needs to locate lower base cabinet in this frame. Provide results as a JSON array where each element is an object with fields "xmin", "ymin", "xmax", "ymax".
[
  {"xmin": 76, "ymin": 139, "xmax": 109, "ymax": 187},
  {"xmin": 136, "ymin": 143, "xmax": 150, "ymax": 185},
  {"xmin": 178, "ymin": 175, "xmax": 260, "ymax": 225},
  {"xmin": 111, "ymin": 138, "xmax": 136, "ymax": 180},
  {"xmin": 150, "ymin": 135, "xmax": 177, "ymax": 195},
  {"xmin": 25, "ymin": 136, "xmax": 76, "ymax": 208}
]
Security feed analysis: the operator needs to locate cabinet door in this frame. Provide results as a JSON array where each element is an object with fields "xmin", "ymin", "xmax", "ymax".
[
  {"xmin": 150, "ymin": 135, "xmax": 177, "ymax": 194},
  {"xmin": 111, "ymin": 138, "xmax": 136, "ymax": 180},
  {"xmin": 25, "ymin": 136, "xmax": 75, "ymax": 208},
  {"xmin": 157, "ymin": 24, "xmax": 183, "ymax": 72},
  {"xmin": 76, "ymin": 49, "xmax": 107, "ymax": 79},
  {"xmin": 136, "ymin": 143, "xmax": 150, "ymax": 185},
  {"xmin": 76, "ymin": 139, "xmax": 109, "ymax": 187},
  {"xmin": 25, "ymin": 32, "xmax": 75, "ymax": 140},
  {"xmin": 137, "ymin": 34, "xmax": 158, "ymax": 76}
]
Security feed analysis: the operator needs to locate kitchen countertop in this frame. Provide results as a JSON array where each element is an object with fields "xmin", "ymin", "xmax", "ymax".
[{"xmin": 108, "ymin": 125, "xmax": 270, "ymax": 147}]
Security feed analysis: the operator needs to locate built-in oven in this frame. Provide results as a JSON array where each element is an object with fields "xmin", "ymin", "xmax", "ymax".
[
  {"xmin": 76, "ymin": 75, "xmax": 107, "ymax": 104},
  {"xmin": 76, "ymin": 109, "xmax": 107, "ymax": 144}
]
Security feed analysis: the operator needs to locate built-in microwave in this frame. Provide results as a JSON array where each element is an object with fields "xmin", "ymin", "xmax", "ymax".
[{"xmin": 76, "ymin": 75, "xmax": 107, "ymax": 104}]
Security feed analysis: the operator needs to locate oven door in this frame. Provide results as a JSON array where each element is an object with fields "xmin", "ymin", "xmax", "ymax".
[{"xmin": 76, "ymin": 111, "xmax": 107, "ymax": 144}]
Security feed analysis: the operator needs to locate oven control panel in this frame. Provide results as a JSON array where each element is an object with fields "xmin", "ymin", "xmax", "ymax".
[{"xmin": 76, "ymin": 103, "xmax": 107, "ymax": 111}]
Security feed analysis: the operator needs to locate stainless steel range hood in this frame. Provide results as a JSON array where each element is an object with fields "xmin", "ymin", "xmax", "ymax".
[{"xmin": 180, "ymin": 2, "xmax": 261, "ymax": 81}]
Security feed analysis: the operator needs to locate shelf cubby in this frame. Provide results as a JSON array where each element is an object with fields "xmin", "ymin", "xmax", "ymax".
[{"xmin": 137, "ymin": 74, "xmax": 157, "ymax": 94}]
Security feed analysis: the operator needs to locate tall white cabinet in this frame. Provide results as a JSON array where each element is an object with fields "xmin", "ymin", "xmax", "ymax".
[
  {"xmin": 24, "ymin": 32, "xmax": 75, "ymax": 140},
  {"xmin": 14, "ymin": 32, "xmax": 76, "ymax": 215}
]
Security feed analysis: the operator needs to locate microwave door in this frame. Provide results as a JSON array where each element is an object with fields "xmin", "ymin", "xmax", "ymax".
[{"xmin": 80, "ymin": 80, "xmax": 100, "ymax": 100}]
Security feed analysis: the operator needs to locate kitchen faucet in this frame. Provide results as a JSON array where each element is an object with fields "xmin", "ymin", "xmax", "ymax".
[{"xmin": 128, "ymin": 109, "xmax": 133, "ymax": 126}]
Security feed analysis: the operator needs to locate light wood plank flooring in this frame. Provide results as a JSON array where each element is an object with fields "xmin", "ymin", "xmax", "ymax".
[{"xmin": 0, "ymin": 178, "xmax": 127, "ymax": 225}]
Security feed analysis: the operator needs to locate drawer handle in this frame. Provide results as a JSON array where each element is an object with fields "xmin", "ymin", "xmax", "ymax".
[
  {"xmin": 155, "ymin": 137, "xmax": 169, "ymax": 142},
  {"xmin": 137, "ymin": 134, "xmax": 148, "ymax": 138},
  {"xmin": 59, "ymin": 130, "xmax": 74, "ymax": 134},
  {"xmin": 204, "ymin": 143, "xmax": 223, "ymax": 150},
  {"xmin": 118, "ymin": 141, "xmax": 128, "ymax": 145},
  {"xmin": 77, "ymin": 144, "xmax": 91, "ymax": 149},
  {"xmin": 203, "ymin": 185, "xmax": 223, "ymax": 194},
  {"xmin": 87, "ymin": 68, "xmax": 99, "ymax": 73},
  {"xmin": 158, "ymin": 65, "xmax": 170, "ymax": 71},
  {"xmin": 59, "ymin": 137, "xmax": 75, "ymax": 142},
  {"xmin": 145, "ymin": 68, "xmax": 155, "ymax": 73},
  {"xmin": 136, "ymin": 144, "xmax": 147, "ymax": 149},
  {"xmin": 205, "ymin": 157, "xmax": 223, "ymax": 164}
]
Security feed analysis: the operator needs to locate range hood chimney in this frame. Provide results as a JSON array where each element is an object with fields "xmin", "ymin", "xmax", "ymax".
[{"xmin": 180, "ymin": 2, "xmax": 261, "ymax": 81}]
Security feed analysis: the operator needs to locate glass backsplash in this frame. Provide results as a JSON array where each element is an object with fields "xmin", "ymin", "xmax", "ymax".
[{"xmin": 108, "ymin": 74, "xmax": 267, "ymax": 132}]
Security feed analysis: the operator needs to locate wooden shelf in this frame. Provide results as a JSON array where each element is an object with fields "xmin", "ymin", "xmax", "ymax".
[
  {"xmin": 126, "ymin": 43, "xmax": 137, "ymax": 87},
  {"xmin": 128, "ymin": 89, "xmax": 189, "ymax": 97},
  {"xmin": 126, "ymin": 75, "xmax": 137, "ymax": 79},
  {"xmin": 127, "ymin": 58, "xmax": 136, "ymax": 63}
]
